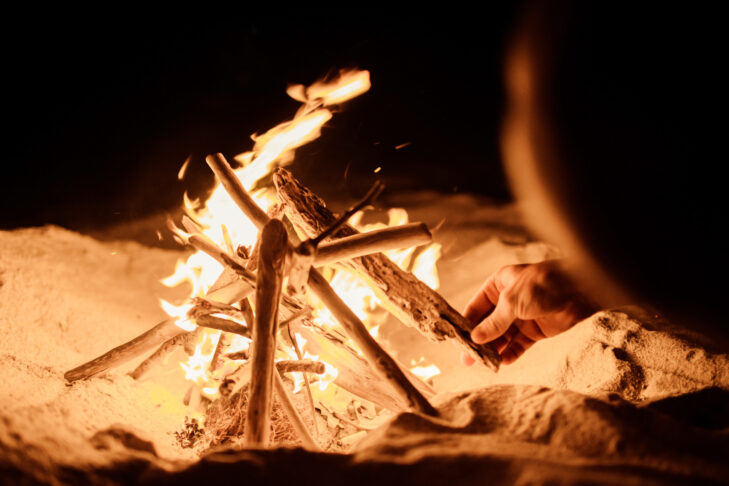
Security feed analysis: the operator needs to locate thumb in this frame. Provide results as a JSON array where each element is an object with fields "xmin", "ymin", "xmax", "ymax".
[{"xmin": 470, "ymin": 299, "xmax": 514, "ymax": 344}]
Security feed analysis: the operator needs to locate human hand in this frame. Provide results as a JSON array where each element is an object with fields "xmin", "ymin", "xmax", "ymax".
[{"xmin": 463, "ymin": 260, "xmax": 596, "ymax": 365}]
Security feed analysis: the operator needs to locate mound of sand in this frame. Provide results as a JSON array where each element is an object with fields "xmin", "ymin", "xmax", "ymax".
[{"xmin": 1, "ymin": 200, "xmax": 728, "ymax": 484}]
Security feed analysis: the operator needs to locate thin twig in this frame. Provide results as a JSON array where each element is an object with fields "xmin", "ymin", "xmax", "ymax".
[{"xmin": 309, "ymin": 180, "xmax": 384, "ymax": 246}]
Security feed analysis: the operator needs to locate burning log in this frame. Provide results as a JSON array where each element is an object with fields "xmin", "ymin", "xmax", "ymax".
[
  {"xmin": 205, "ymin": 153, "xmax": 438, "ymax": 416},
  {"xmin": 64, "ymin": 319, "xmax": 184, "ymax": 382},
  {"xmin": 245, "ymin": 219, "xmax": 288, "ymax": 447},
  {"xmin": 273, "ymin": 167, "xmax": 501, "ymax": 371}
]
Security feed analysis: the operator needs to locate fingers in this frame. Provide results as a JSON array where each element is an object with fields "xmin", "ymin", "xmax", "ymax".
[
  {"xmin": 463, "ymin": 269, "xmax": 510, "ymax": 325},
  {"xmin": 470, "ymin": 296, "xmax": 515, "ymax": 344},
  {"xmin": 463, "ymin": 283, "xmax": 495, "ymax": 326},
  {"xmin": 460, "ymin": 352, "xmax": 476, "ymax": 366},
  {"xmin": 500, "ymin": 330, "xmax": 537, "ymax": 364},
  {"xmin": 517, "ymin": 319, "xmax": 547, "ymax": 342},
  {"xmin": 488, "ymin": 324, "xmax": 520, "ymax": 353}
]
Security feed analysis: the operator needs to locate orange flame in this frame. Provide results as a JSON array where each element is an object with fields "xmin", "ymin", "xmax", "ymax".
[{"xmin": 159, "ymin": 68, "xmax": 440, "ymax": 413}]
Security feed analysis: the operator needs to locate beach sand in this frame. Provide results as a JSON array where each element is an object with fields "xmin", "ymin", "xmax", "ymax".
[{"xmin": 1, "ymin": 194, "xmax": 727, "ymax": 485}]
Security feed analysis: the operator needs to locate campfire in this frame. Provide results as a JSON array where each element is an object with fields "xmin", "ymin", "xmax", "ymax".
[
  {"xmin": 5, "ymin": 9, "xmax": 729, "ymax": 484},
  {"xmin": 62, "ymin": 69, "xmax": 499, "ymax": 451}
]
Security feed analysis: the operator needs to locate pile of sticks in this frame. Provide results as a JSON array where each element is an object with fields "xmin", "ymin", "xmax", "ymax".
[{"xmin": 64, "ymin": 153, "xmax": 500, "ymax": 449}]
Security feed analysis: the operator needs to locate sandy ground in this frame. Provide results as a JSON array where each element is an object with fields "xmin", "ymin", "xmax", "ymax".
[{"xmin": 1, "ymin": 194, "xmax": 728, "ymax": 485}]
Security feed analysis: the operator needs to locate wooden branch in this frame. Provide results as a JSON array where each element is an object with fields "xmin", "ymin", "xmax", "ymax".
[
  {"xmin": 130, "ymin": 328, "xmax": 202, "ymax": 380},
  {"xmin": 64, "ymin": 319, "xmax": 184, "ymax": 382},
  {"xmin": 275, "ymin": 359, "xmax": 326, "ymax": 375},
  {"xmin": 274, "ymin": 167, "xmax": 500, "ymax": 371},
  {"xmin": 205, "ymin": 153, "xmax": 270, "ymax": 230},
  {"xmin": 273, "ymin": 370, "xmax": 320, "ymax": 450},
  {"xmin": 245, "ymin": 219, "xmax": 288, "ymax": 448},
  {"xmin": 307, "ymin": 268, "xmax": 438, "ymax": 416},
  {"xmin": 194, "ymin": 315, "xmax": 250, "ymax": 339},
  {"xmin": 314, "ymin": 223, "xmax": 432, "ymax": 266}
]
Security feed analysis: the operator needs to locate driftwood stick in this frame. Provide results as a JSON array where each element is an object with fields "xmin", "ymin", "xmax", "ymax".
[
  {"xmin": 275, "ymin": 359, "xmax": 326, "ymax": 375},
  {"xmin": 130, "ymin": 328, "xmax": 202, "ymax": 380},
  {"xmin": 274, "ymin": 167, "xmax": 500, "ymax": 371},
  {"xmin": 314, "ymin": 223, "xmax": 431, "ymax": 266},
  {"xmin": 205, "ymin": 152, "xmax": 270, "ymax": 230},
  {"xmin": 245, "ymin": 219, "xmax": 288, "ymax": 447},
  {"xmin": 273, "ymin": 370, "xmax": 320, "ymax": 450},
  {"xmin": 64, "ymin": 319, "xmax": 184, "ymax": 382},
  {"xmin": 307, "ymin": 268, "xmax": 438, "ymax": 416},
  {"xmin": 194, "ymin": 315, "xmax": 250, "ymax": 338}
]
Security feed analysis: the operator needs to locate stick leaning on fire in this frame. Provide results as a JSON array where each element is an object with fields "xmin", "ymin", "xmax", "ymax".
[{"xmin": 63, "ymin": 153, "xmax": 501, "ymax": 440}]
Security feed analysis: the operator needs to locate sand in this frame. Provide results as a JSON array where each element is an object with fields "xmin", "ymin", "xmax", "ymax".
[{"xmin": 1, "ymin": 194, "xmax": 728, "ymax": 485}]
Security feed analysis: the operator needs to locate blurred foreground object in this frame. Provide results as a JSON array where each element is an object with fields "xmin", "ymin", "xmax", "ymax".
[{"xmin": 502, "ymin": 1, "xmax": 726, "ymax": 337}]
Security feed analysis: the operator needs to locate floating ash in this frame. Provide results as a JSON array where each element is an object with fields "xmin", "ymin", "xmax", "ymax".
[{"xmin": 61, "ymin": 69, "xmax": 498, "ymax": 453}]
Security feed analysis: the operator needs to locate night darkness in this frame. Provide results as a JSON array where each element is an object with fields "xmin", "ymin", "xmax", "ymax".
[{"xmin": 4, "ymin": 9, "xmax": 522, "ymax": 232}]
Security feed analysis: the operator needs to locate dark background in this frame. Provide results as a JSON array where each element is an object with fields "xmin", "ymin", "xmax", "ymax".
[{"xmin": 3, "ymin": 9, "xmax": 522, "ymax": 232}]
